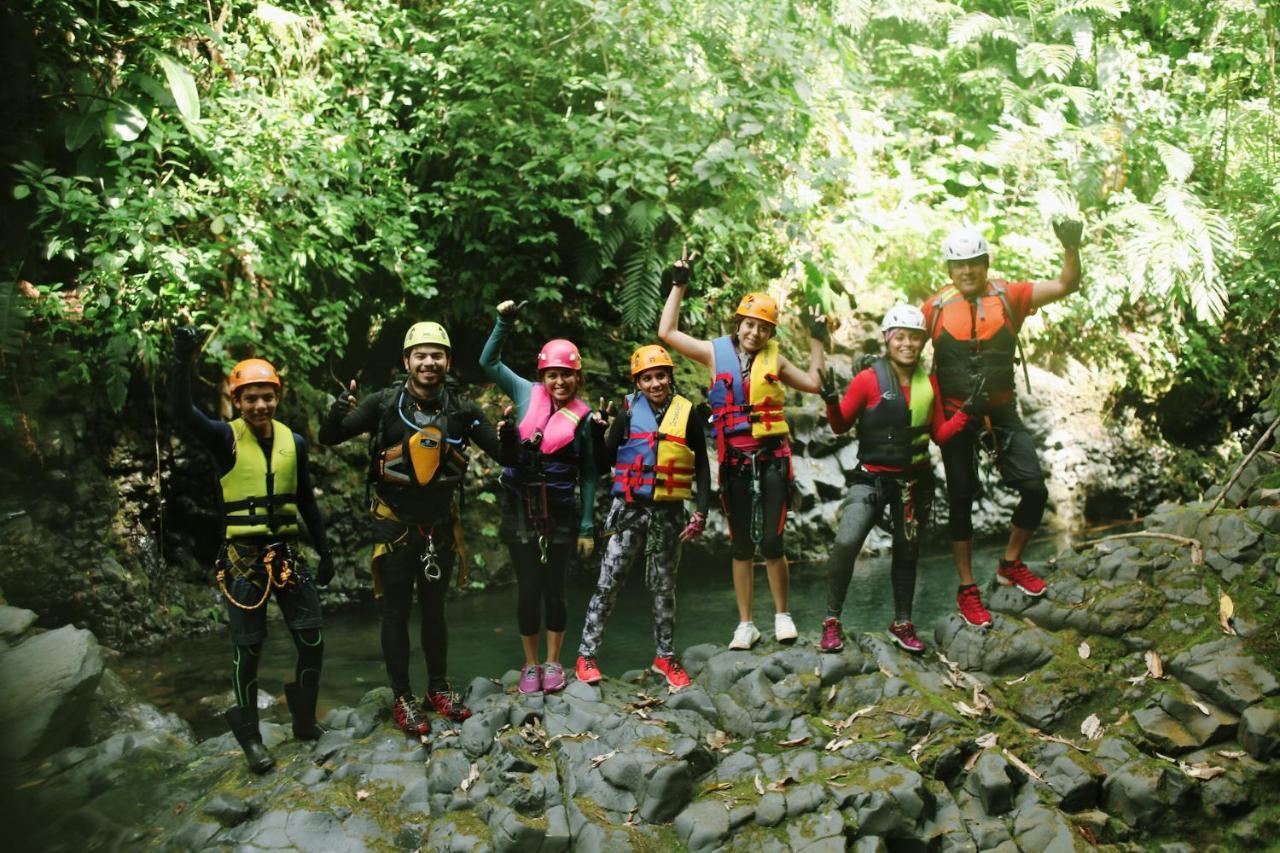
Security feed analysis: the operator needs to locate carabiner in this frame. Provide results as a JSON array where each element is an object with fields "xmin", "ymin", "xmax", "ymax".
[
  {"xmin": 538, "ymin": 534, "xmax": 549, "ymax": 565},
  {"xmin": 421, "ymin": 530, "xmax": 443, "ymax": 581}
]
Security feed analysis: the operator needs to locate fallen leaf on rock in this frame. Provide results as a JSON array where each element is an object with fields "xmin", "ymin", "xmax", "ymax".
[
  {"xmin": 1002, "ymin": 749, "xmax": 1045, "ymax": 783},
  {"xmin": 625, "ymin": 808, "xmax": 639, "ymax": 826},
  {"xmin": 1219, "ymin": 593, "xmax": 1237, "ymax": 635},
  {"xmin": 975, "ymin": 732, "xmax": 999, "ymax": 750},
  {"xmin": 909, "ymin": 735, "xmax": 931, "ymax": 762},
  {"xmin": 1124, "ymin": 675, "xmax": 1147, "ymax": 686},
  {"xmin": 459, "ymin": 764, "xmax": 480, "ymax": 793},
  {"xmin": 766, "ymin": 775, "xmax": 797, "ymax": 792},
  {"xmin": 590, "ymin": 751, "xmax": 617, "ymax": 769},
  {"xmin": 1078, "ymin": 824, "xmax": 1098, "ymax": 845},
  {"xmin": 1181, "ymin": 762, "xmax": 1227, "ymax": 781},
  {"xmin": 1004, "ymin": 673, "xmax": 1031, "ymax": 686},
  {"xmin": 825, "ymin": 737, "xmax": 856, "ymax": 753},
  {"xmin": 954, "ymin": 700, "xmax": 983, "ymax": 718},
  {"xmin": 972, "ymin": 686, "xmax": 994, "ymax": 713},
  {"xmin": 1078, "ymin": 641, "xmax": 1091, "ymax": 660},
  {"xmin": 497, "ymin": 724, "xmax": 512, "ymax": 734},
  {"xmin": 963, "ymin": 750, "xmax": 983, "ymax": 772},
  {"xmin": 356, "ymin": 789, "xmax": 371, "ymax": 801},
  {"xmin": 1081, "ymin": 714, "xmax": 1105, "ymax": 741},
  {"xmin": 826, "ymin": 685, "xmax": 837, "ymax": 705},
  {"xmin": 754, "ymin": 773, "xmax": 764, "ymax": 796},
  {"xmin": 1192, "ymin": 699, "xmax": 1213, "ymax": 716},
  {"xmin": 814, "ymin": 665, "xmax": 821, "ymax": 677},
  {"xmin": 704, "ymin": 782, "xmax": 733, "ymax": 793},
  {"xmin": 706, "ymin": 731, "xmax": 733, "ymax": 752},
  {"xmin": 630, "ymin": 693, "xmax": 665, "ymax": 709},
  {"xmin": 548, "ymin": 731, "xmax": 599, "ymax": 744},
  {"xmin": 1191, "ymin": 544, "xmax": 1204, "ymax": 566},
  {"xmin": 1217, "ymin": 750, "xmax": 1247, "ymax": 760},
  {"xmin": 173, "ymin": 802, "xmax": 187, "ymax": 815},
  {"xmin": 827, "ymin": 770, "xmax": 849, "ymax": 782},
  {"xmin": 655, "ymin": 747, "xmax": 674, "ymax": 756},
  {"xmin": 1145, "ymin": 650, "xmax": 1165, "ymax": 679},
  {"xmin": 1029, "ymin": 729, "xmax": 1090, "ymax": 753},
  {"xmin": 776, "ymin": 736, "xmax": 811, "ymax": 749}
]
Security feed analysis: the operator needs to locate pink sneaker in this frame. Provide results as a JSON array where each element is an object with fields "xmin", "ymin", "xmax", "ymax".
[
  {"xmin": 887, "ymin": 621, "xmax": 926, "ymax": 654},
  {"xmin": 518, "ymin": 665, "xmax": 542, "ymax": 694},
  {"xmin": 819, "ymin": 617, "xmax": 844, "ymax": 653},
  {"xmin": 541, "ymin": 662, "xmax": 567, "ymax": 693}
]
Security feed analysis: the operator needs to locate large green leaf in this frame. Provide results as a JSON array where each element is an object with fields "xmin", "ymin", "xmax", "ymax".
[
  {"xmin": 65, "ymin": 110, "xmax": 100, "ymax": 151},
  {"xmin": 104, "ymin": 103, "xmax": 148, "ymax": 142},
  {"xmin": 157, "ymin": 55, "xmax": 201, "ymax": 122}
]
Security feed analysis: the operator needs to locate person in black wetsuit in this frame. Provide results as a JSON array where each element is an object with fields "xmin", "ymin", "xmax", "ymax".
[
  {"xmin": 319, "ymin": 322, "xmax": 500, "ymax": 737},
  {"xmin": 171, "ymin": 328, "xmax": 333, "ymax": 774}
]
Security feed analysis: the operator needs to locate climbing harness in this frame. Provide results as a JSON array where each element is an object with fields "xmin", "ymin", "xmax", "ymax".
[{"xmin": 216, "ymin": 542, "xmax": 302, "ymax": 611}]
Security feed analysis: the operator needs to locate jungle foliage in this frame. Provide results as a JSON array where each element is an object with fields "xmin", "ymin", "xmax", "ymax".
[{"xmin": 2, "ymin": 0, "xmax": 1278, "ymax": 441}]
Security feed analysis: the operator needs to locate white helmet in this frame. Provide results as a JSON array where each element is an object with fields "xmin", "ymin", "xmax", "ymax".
[
  {"xmin": 881, "ymin": 304, "xmax": 926, "ymax": 333},
  {"xmin": 942, "ymin": 228, "xmax": 990, "ymax": 262}
]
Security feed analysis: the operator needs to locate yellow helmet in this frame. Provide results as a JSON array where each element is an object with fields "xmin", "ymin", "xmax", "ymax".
[
  {"xmin": 630, "ymin": 344, "xmax": 674, "ymax": 377},
  {"xmin": 403, "ymin": 321, "xmax": 451, "ymax": 353},
  {"xmin": 735, "ymin": 292, "xmax": 778, "ymax": 326},
  {"xmin": 228, "ymin": 358, "xmax": 281, "ymax": 395}
]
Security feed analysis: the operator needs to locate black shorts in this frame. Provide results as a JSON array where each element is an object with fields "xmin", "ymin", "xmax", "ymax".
[{"xmin": 220, "ymin": 542, "xmax": 324, "ymax": 646}]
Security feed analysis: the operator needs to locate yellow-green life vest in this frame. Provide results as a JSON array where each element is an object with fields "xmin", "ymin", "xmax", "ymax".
[{"xmin": 221, "ymin": 418, "xmax": 300, "ymax": 539}]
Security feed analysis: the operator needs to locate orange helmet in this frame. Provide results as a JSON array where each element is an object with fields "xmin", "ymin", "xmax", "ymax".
[
  {"xmin": 735, "ymin": 292, "xmax": 778, "ymax": 326},
  {"xmin": 630, "ymin": 344, "xmax": 674, "ymax": 377},
  {"xmin": 228, "ymin": 358, "xmax": 281, "ymax": 395}
]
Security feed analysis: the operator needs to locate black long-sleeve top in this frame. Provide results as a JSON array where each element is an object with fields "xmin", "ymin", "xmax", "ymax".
[
  {"xmin": 318, "ymin": 378, "xmax": 501, "ymax": 523},
  {"xmin": 171, "ymin": 360, "xmax": 330, "ymax": 553},
  {"xmin": 596, "ymin": 399, "xmax": 712, "ymax": 515}
]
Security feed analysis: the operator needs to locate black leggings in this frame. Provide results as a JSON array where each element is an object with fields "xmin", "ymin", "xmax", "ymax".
[
  {"xmin": 231, "ymin": 627, "xmax": 324, "ymax": 709},
  {"xmin": 378, "ymin": 534, "xmax": 455, "ymax": 697},
  {"xmin": 510, "ymin": 540, "xmax": 571, "ymax": 636},
  {"xmin": 825, "ymin": 474, "xmax": 933, "ymax": 622},
  {"xmin": 721, "ymin": 456, "xmax": 790, "ymax": 561},
  {"xmin": 940, "ymin": 404, "xmax": 1048, "ymax": 540}
]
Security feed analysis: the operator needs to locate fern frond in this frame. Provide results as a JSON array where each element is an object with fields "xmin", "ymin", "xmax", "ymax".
[{"xmin": 619, "ymin": 242, "xmax": 661, "ymax": 329}]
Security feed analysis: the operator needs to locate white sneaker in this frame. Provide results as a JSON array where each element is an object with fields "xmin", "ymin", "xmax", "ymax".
[
  {"xmin": 729, "ymin": 622, "xmax": 761, "ymax": 650},
  {"xmin": 775, "ymin": 612, "xmax": 798, "ymax": 644}
]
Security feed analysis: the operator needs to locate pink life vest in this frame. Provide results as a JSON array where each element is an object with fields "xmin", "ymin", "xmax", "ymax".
[{"xmin": 518, "ymin": 384, "xmax": 591, "ymax": 453}]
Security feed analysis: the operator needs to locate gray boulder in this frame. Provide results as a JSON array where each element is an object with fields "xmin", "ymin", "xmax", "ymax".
[
  {"xmin": 933, "ymin": 614, "xmax": 1055, "ymax": 675},
  {"xmin": 1102, "ymin": 757, "xmax": 1196, "ymax": 829},
  {"xmin": 1168, "ymin": 638, "xmax": 1280, "ymax": 712},
  {"xmin": 0, "ymin": 605, "xmax": 37, "ymax": 640},
  {"xmin": 964, "ymin": 750, "xmax": 1020, "ymax": 816},
  {"xmin": 674, "ymin": 799, "xmax": 730, "ymax": 852},
  {"xmin": 1239, "ymin": 703, "xmax": 1280, "ymax": 760},
  {"xmin": 0, "ymin": 625, "xmax": 104, "ymax": 760}
]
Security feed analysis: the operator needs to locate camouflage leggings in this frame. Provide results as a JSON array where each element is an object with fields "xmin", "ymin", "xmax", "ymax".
[{"xmin": 578, "ymin": 498, "xmax": 684, "ymax": 659}]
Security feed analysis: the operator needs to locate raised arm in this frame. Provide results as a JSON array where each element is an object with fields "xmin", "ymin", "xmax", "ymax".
[
  {"xmin": 657, "ymin": 253, "xmax": 714, "ymax": 368},
  {"xmin": 170, "ymin": 327, "xmax": 234, "ymax": 468},
  {"xmin": 319, "ymin": 382, "xmax": 384, "ymax": 446},
  {"xmin": 479, "ymin": 305, "xmax": 533, "ymax": 403},
  {"xmin": 1029, "ymin": 219, "xmax": 1083, "ymax": 310},
  {"xmin": 777, "ymin": 310, "xmax": 830, "ymax": 394}
]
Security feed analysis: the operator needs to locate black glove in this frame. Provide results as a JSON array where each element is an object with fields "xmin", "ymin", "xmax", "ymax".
[
  {"xmin": 1053, "ymin": 219, "xmax": 1083, "ymax": 251},
  {"xmin": 819, "ymin": 367, "xmax": 842, "ymax": 407},
  {"xmin": 497, "ymin": 299, "xmax": 527, "ymax": 319},
  {"xmin": 173, "ymin": 326, "xmax": 201, "ymax": 362},
  {"xmin": 316, "ymin": 552, "xmax": 335, "ymax": 586},
  {"xmin": 807, "ymin": 309, "xmax": 831, "ymax": 347},
  {"xmin": 498, "ymin": 405, "xmax": 519, "ymax": 466},
  {"xmin": 961, "ymin": 373, "xmax": 989, "ymax": 416}
]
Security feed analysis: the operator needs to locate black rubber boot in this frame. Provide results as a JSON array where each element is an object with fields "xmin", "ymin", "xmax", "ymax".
[
  {"xmin": 224, "ymin": 705, "xmax": 274, "ymax": 774},
  {"xmin": 284, "ymin": 680, "xmax": 326, "ymax": 741}
]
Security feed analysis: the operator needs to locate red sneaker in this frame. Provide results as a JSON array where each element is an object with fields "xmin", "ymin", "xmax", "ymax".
[
  {"xmin": 393, "ymin": 695, "xmax": 431, "ymax": 737},
  {"xmin": 575, "ymin": 655, "xmax": 603, "ymax": 684},
  {"xmin": 426, "ymin": 686, "xmax": 472, "ymax": 722},
  {"xmin": 957, "ymin": 586, "xmax": 993, "ymax": 628},
  {"xmin": 887, "ymin": 620, "xmax": 926, "ymax": 654},
  {"xmin": 997, "ymin": 560, "xmax": 1047, "ymax": 597},
  {"xmin": 651, "ymin": 656, "xmax": 691, "ymax": 690}
]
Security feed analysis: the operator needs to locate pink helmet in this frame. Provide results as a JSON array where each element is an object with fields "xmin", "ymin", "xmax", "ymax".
[{"xmin": 537, "ymin": 339, "xmax": 582, "ymax": 372}]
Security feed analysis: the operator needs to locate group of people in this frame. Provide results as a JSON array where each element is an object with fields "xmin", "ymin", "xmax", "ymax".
[{"xmin": 173, "ymin": 221, "xmax": 1083, "ymax": 773}]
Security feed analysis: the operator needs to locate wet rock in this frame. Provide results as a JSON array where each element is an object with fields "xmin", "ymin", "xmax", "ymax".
[
  {"xmin": 200, "ymin": 793, "xmax": 252, "ymax": 827},
  {"xmin": 665, "ymin": 684, "xmax": 719, "ymax": 724},
  {"xmin": 702, "ymin": 649, "xmax": 766, "ymax": 694},
  {"xmin": 1102, "ymin": 757, "xmax": 1196, "ymax": 829},
  {"xmin": 1168, "ymin": 638, "xmax": 1280, "ymax": 712},
  {"xmin": 755, "ymin": 791, "xmax": 786, "ymax": 826},
  {"xmin": 674, "ymin": 799, "xmax": 730, "ymax": 852},
  {"xmin": 461, "ymin": 709, "xmax": 503, "ymax": 758},
  {"xmin": 1238, "ymin": 703, "xmax": 1280, "ymax": 760},
  {"xmin": 0, "ymin": 605, "xmax": 36, "ymax": 640},
  {"xmin": 489, "ymin": 803, "xmax": 547, "ymax": 852},
  {"xmin": 1011, "ymin": 802, "xmax": 1077, "ymax": 852},
  {"xmin": 640, "ymin": 760, "xmax": 691, "ymax": 823},
  {"xmin": 785, "ymin": 782, "xmax": 827, "ymax": 818},
  {"xmin": 841, "ymin": 764, "xmax": 928, "ymax": 836},
  {"xmin": 934, "ymin": 614, "xmax": 1055, "ymax": 675},
  {"xmin": 964, "ymin": 750, "xmax": 1020, "ymax": 816},
  {"xmin": 1041, "ymin": 752, "xmax": 1099, "ymax": 812},
  {"xmin": 785, "ymin": 806, "xmax": 846, "ymax": 851},
  {"xmin": 428, "ymin": 748, "xmax": 472, "ymax": 794},
  {"xmin": 0, "ymin": 625, "xmax": 104, "ymax": 760}
]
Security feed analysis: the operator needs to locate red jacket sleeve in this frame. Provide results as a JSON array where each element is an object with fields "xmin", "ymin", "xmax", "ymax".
[
  {"xmin": 827, "ymin": 369, "xmax": 877, "ymax": 434},
  {"xmin": 928, "ymin": 374, "xmax": 970, "ymax": 445}
]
